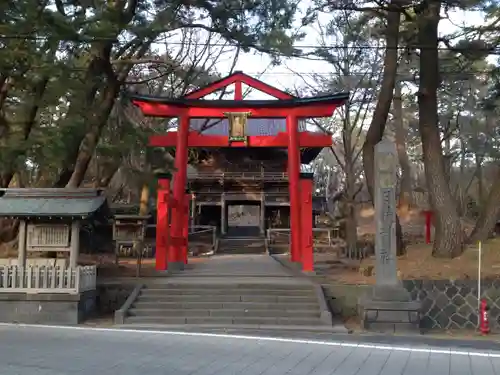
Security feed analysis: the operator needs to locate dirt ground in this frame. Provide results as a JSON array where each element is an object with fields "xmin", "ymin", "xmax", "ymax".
[
  {"xmin": 1, "ymin": 206, "xmax": 498, "ymax": 283},
  {"xmin": 318, "ymin": 240, "xmax": 500, "ymax": 284},
  {"xmin": 312, "ymin": 205, "xmax": 497, "ymax": 284},
  {"xmin": 86, "ymin": 236, "xmax": 500, "ymax": 281}
]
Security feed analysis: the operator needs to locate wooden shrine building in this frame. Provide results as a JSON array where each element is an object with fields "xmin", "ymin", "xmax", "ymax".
[{"xmin": 128, "ymin": 71, "xmax": 348, "ymax": 272}]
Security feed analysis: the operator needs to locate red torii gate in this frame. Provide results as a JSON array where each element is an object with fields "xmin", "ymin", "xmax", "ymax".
[{"xmin": 129, "ymin": 71, "xmax": 348, "ymax": 272}]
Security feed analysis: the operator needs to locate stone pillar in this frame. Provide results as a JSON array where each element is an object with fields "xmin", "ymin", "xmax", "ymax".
[
  {"xmin": 69, "ymin": 220, "xmax": 80, "ymax": 268},
  {"xmin": 286, "ymin": 114, "xmax": 301, "ymax": 262},
  {"xmin": 359, "ymin": 139, "xmax": 421, "ymax": 332},
  {"xmin": 17, "ymin": 220, "xmax": 27, "ymax": 268},
  {"xmin": 260, "ymin": 192, "xmax": 265, "ymax": 236},
  {"xmin": 221, "ymin": 192, "xmax": 226, "ymax": 235},
  {"xmin": 373, "ymin": 139, "xmax": 402, "ymax": 291}
]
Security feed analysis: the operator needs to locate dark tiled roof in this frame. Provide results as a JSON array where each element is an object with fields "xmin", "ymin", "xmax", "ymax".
[
  {"xmin": 0, "ymin": 188, "xmax": 109, "ymax": 218},
  {"xmin": 128, "ymin": 92, "xmax": 350, "ymax": 108}
]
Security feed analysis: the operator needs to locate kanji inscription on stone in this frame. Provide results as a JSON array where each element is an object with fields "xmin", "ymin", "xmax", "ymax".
[{"xmin": 374, "ymin": 139, "xmax": 398, "ymax": 286}]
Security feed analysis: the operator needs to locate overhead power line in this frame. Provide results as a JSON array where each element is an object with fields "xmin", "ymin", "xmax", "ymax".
[
  {"xmin": 6, "ymin": 65, "xmax": 496, "ymax": 76},
  {"xmin": 1, "ymin": 34, "xmax": 498, "ymax": 53}
]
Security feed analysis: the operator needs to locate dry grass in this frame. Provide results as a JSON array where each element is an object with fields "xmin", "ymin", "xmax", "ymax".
[
  {"xmin": 322, "ymin": 239, "xmax": 500, "ymax": 284},
  {"xmin": 1, "ymin": 205, "xmax": 497, "ymax": 283}
]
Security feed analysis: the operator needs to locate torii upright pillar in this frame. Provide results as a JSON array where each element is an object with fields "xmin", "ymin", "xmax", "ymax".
[
  {"xmin": 170, "ymin": 115, "xmax": 189, "ymax": 270},
  {"xmin": 155, "ymin": 176, "xmax": 170, "ymax": 271},
  {"xmin": 300, "ymin": 178, "xmax": 314, "ymax": 272},
  {"xmin": 286, "ymin": 114, "xmax": 302, "ymax": 263}
]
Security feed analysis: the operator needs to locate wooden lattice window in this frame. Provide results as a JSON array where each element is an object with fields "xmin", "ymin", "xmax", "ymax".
[
  {"xmin": 27, "ymin": 224, "xmax": 70, "ymax": 249},
  {"xmin": 113, "ymin": 217, "xmax": 148, "ymax": 243}
]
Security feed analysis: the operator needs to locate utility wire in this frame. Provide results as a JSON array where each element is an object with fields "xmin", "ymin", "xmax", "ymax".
[
  {"xmin": 5, "ymin": 65, "xmax": 496, "ymax": 75},
  {"xmin": 0, "ymin": 34, "xmax": 497, "ymax": 52}
]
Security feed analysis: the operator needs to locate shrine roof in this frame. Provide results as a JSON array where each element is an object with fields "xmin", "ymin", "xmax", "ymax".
[
  {"xmin": 127, "ymin": 92, "xmax": 349, "ymax": 109},
  {"xmin": 0, "ymin": 188, "xmax": 110, "ymax": 219},
  {"xmin": 183, "ymin": 71, "xmax": 296, "ymax": 99}
]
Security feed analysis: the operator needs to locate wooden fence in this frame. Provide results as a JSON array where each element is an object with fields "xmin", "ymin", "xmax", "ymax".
[
  {"xmin": 0, "ymin": 265, "xmax": 97, "ymax": 294},
  {"xmin": 266, "ymin": 228, "xmax": 337, "ymax": 247}
]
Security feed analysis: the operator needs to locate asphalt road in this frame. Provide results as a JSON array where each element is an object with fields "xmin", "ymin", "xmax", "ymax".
[{"xmin": 1, "ymin": 324, "xmax": 500, "ymax": 375}]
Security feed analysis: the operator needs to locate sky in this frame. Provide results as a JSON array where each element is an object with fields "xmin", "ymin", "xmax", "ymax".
[
  {"xmin": 148, "ymin": 5, "xmax": 487, "ymax": 138},
  {"xmin": 165, "ymin": 8, "xmax": 487, "ymax": 99}
]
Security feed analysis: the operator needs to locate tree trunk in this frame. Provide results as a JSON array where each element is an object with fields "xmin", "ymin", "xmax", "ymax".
[
  {"xmin": 361, "ymin": 1, "xmax": 405, "ymax": 255},
  {"xmin": 0, "ymin": 219, "xmax": 19, "ymax": 243},
  {"xmin": 393, "ymin": 81, "xmax": 413, "ymax": 216},
  {"xmin": 344, "ymin": 156, "xmax": 359, "ymax": 258},
  {"xmin": 97, "ymin": 163, "xmax": 121, "ymax": 188},
  {"xmin": 52, "ymin": 53, "xmax": 108, "ymax": 187},
  {"xmin": 0, "ymin": 68, "xmax": 53, "ymax": 187},
  {"xmin": 65, "ymin": 40, "xmax": 153, "ymax": 188},
  {"xmin": 469, "ymin": 168, "xmax": 500, "ymax": 243},
  {"xmin": 135, "ymin": 184, "xmax": 150, "ymax": 277},
  {"xmin": 475, "ymin": 153, "xmax": 484, "ymax": 209},
  {"xmin": 417, "ymin": 0, "xmax": 463, "ymax": 257},
  {"xmin": 65, "ymin": 81, "xmax": 120, "ymax": 188}
]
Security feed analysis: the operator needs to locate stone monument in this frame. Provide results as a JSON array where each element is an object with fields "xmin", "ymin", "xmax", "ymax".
[{"xmin": 359, "ymin": 139, "xmax": 421, "ymax": 333}]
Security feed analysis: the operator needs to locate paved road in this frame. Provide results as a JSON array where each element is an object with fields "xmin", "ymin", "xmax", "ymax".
[{"xmin": 1, "ymin": 325, "xmax": 500, "ymax": 375}]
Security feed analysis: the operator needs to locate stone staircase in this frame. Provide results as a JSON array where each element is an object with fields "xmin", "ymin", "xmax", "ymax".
[
  {"xmin": 216, "ymin": 237, "xmax": 267, "ymax": 255},
  {"xmin": 119, "ymin": 282, "xmax": 332, "ymax": 327}
]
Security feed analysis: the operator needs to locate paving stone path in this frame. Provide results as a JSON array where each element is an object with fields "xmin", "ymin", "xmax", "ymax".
[
  {"xmin": 1, "ymin": 324, "xmax": 499, "ymax": 375},
  {"xmin": 173, "ymin": 254, "xmax": 296, "ymax": 277}
]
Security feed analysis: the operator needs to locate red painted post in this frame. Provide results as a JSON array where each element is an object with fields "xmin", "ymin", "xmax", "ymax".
[
  {"xmin": 300, "ymin": 178, "xmax": 314, "ymax": 272},
  {"xmin": 171, "ymin": 115, "xmax": 190, "ymax": 264},
  {"xmin": 155, "ymin": 178, "xmax": 170, "ymax": 270},
  {"xmin": 234, "ymin": 80, "xmax": 243, "ymax": 100},
  {"xmin": 480, "ymin": 299, "xmax": 490, "ymax": 334},
  {"xmin": 423, "ymin": 210, "xmax": 433, "ymax": 244},
  {"xmin": 286, "ymin": 114, "xmax": 302, "ymax": 262},
  {"xmin": 180, "ymin": 193, "xmax": 191, "ymax": 264}
]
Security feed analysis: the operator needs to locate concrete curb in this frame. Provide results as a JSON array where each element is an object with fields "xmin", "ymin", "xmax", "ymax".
[
  {"xmin": 113, "ymin": 323, "xmax": 348, "ymax": 333},
  {"xmin": 270, "ymin": 254, "xmax": 303, "ymax": 278},
  {"xmin": 114, "ymin": 283, "xmax": 144, "ymax": 324},
  {"xmin": 313, "ymin": 284, "xmax": 334, "ymax": 326}
]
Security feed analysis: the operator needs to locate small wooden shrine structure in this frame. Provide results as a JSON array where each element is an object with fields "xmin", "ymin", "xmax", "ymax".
[
  {"xmin": 112, "ymin": 214, "xmax": 150, "ymax": 263},
  {"xmin": 128, "ymin": 71, "xmax": 348, "ymax": 272},
  {"xmin": 0, "ymin": 188, "xmax": 109, "ymax": 268}
]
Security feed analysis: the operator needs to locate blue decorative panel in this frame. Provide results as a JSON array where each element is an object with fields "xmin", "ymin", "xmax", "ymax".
[{"xmin": 189, "ymin": 118, "xmax": 307, "ymax": 136}]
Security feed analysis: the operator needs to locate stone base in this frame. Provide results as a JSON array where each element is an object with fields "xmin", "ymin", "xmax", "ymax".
[
  {"xmin": 0, "ymin": 291, "xmax": 96, "ymax": 324},
  {"xmin": 359, "ymin": 285, "xmax": 422, "ymax": 333},
  {"xmin": 370, "ymin": 284, "xmax": 413, "ymax": 302},
  {"xmin": 167, "ymin": 262, "xmax": 185, "ymax": 271}
]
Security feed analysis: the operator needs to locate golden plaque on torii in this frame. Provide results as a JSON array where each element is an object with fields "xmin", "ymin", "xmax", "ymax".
[{"xmin": 224, "ymin": 112, "xmax": 251, "ymax": 144}]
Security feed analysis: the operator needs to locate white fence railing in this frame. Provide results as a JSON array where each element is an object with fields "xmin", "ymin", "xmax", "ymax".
[
  {"xmin": 187, "ymin": 171, "xmax": 288, "ymax": 181},
  {"xmin": 266, "ymin": 228, "xmax": 335, "ymax": 247},
  {"xmin": 189, "ymin": 225, "xmax": 217, "ymax": 249},
  {"xmin": 0, "ymin": 265, "xmax": 97, "ymax": 294}
]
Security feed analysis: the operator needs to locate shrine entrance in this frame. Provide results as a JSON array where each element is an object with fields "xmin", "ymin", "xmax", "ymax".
[
  {"xmin": 128, "ymin": 71, "xmax": 348, "ymax": 272},
  {"xmin": 226, "ymin": 203, "xmax": 261, "ymax": 237}
]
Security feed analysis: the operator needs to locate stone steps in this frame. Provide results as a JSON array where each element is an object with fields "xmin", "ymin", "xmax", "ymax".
[
  {"xmin": 148, "ymin": 283, "xmax": 310, "ymax": 290},
  {"xmin": 128, "ymin": 308, "xmax": 320, "ymax": 318},
  {"xmin": 217, "ymin": 237, "xmax": 267, "ymax": 254},
  {"xmin": 132, "ymin": 301, "xmax": 320, "ymax": 310},
  {"xmin": 124, "ymin": 316, "xmax": 325, "ymax": 326},
  {"xmin": 121, "ymin": 282, "xmax": 330, "ymax": 327},
  {"xmin": 141, "ymin": 288, "xmax": 313, "ymax": 296},
  {"xmin": 137, "ymin": 294, "xmax": 317, "ymax": 303}
]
